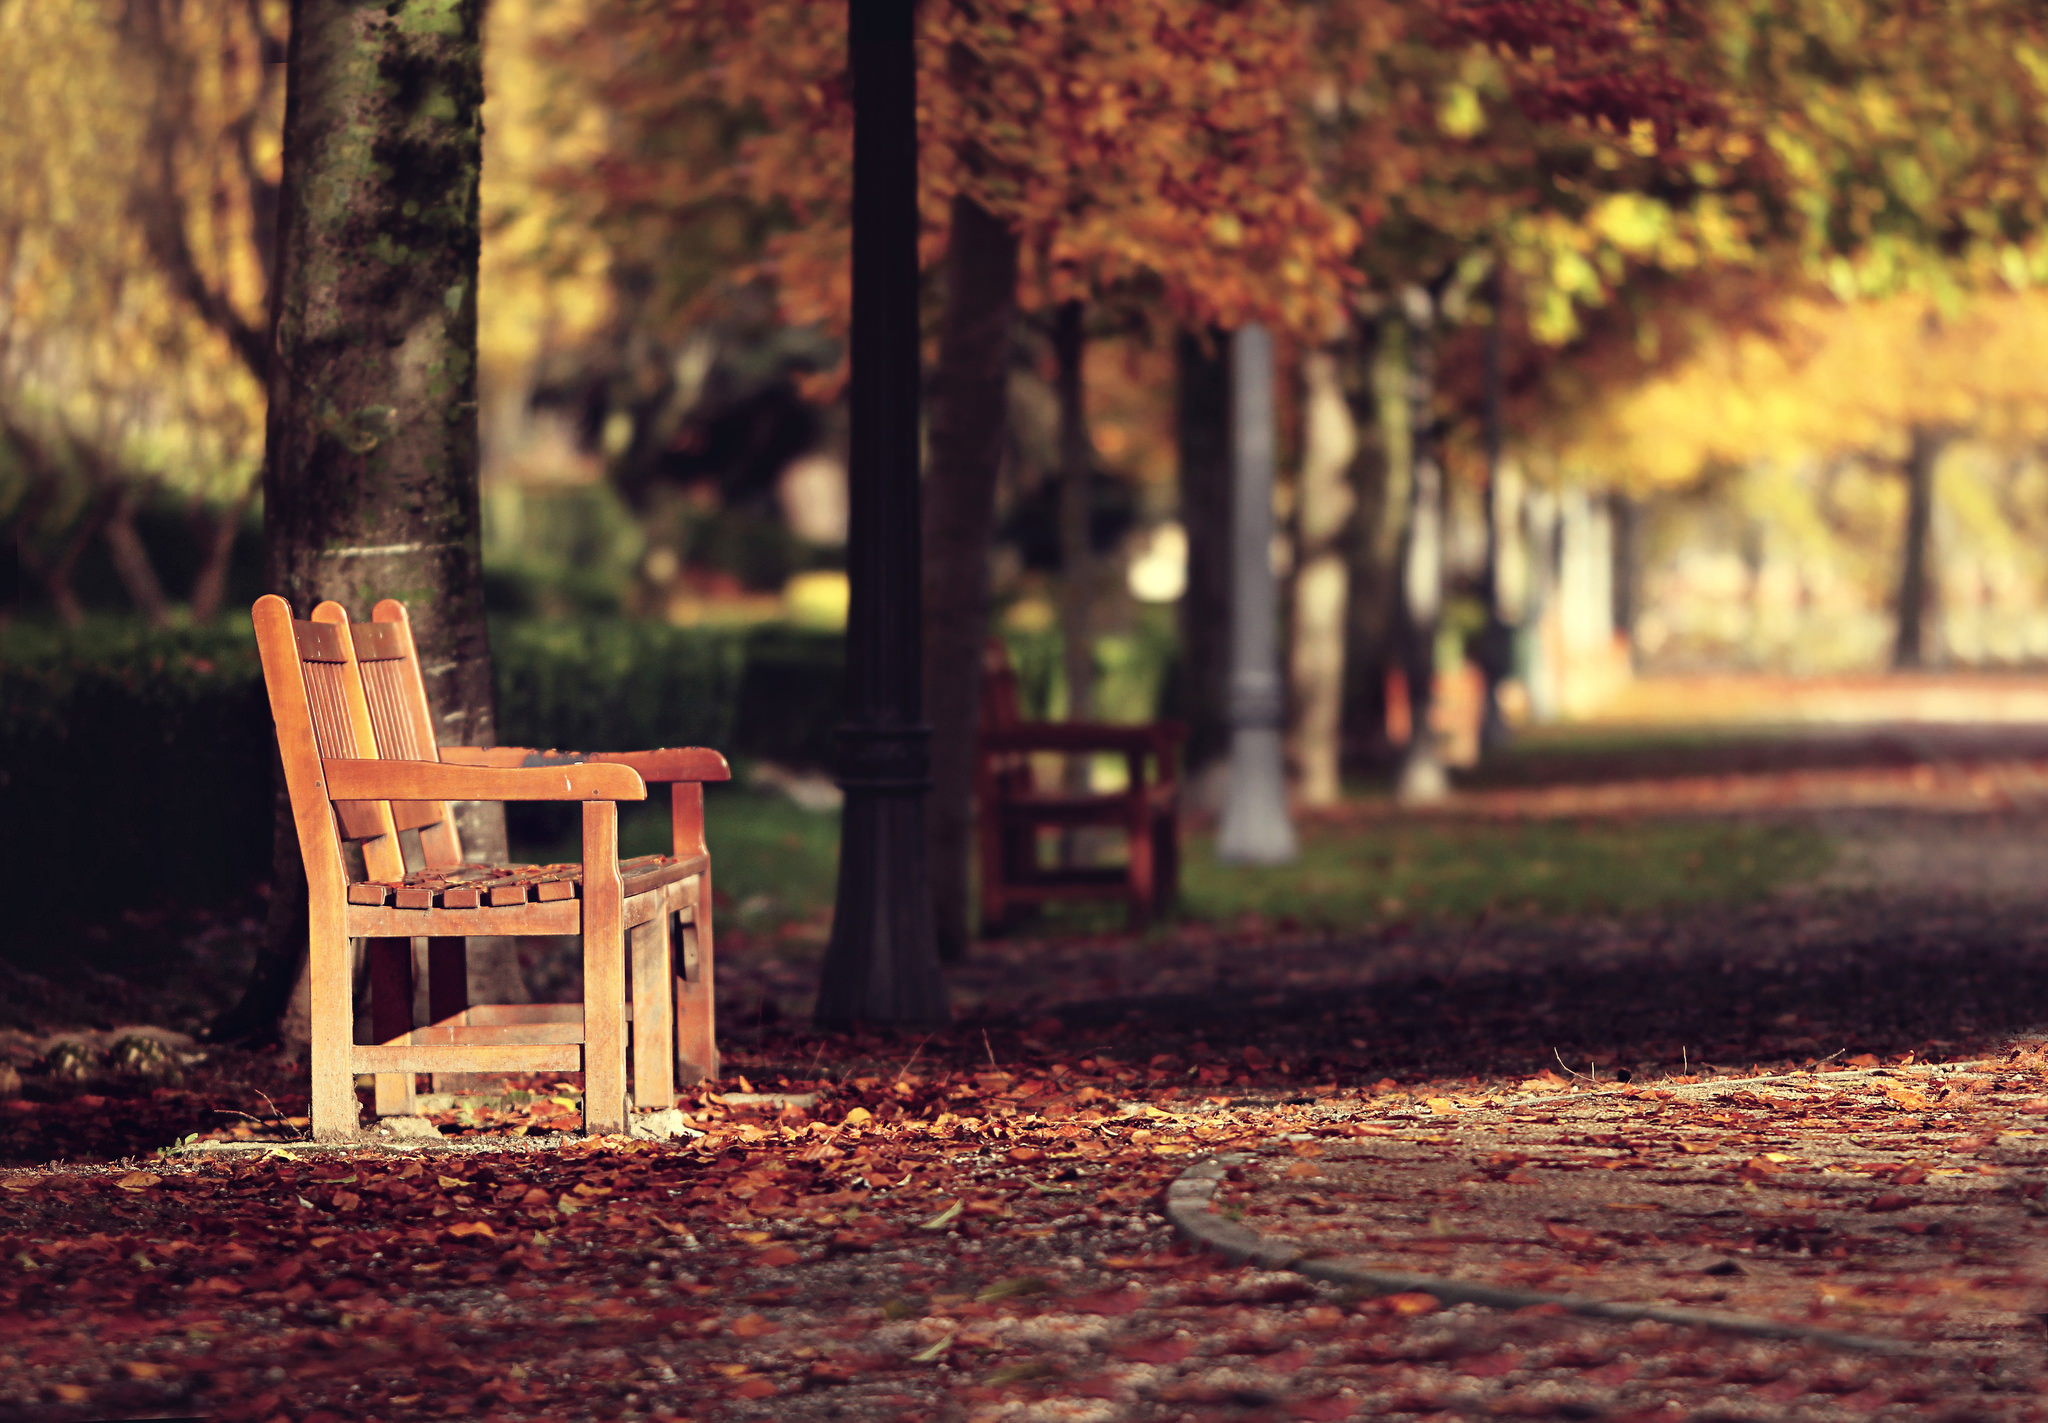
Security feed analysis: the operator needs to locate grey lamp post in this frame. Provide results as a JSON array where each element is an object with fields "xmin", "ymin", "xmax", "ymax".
[
  {"xmin": 1216, "ymin": 323, "xmax": 1299, "ymax": 865},
  {"xmin": 813, "ymin": 0, "xmax": 948, "ymax": 1027}
]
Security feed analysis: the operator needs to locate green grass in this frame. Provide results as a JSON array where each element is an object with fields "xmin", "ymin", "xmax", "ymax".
[
  {"xmin": 512, "ymin": 784, "xmax": 841, "ymax": 937},
  {"xmin": 517, "ymin": 791, "xmax": 1832, "ymax": 940},
  {"xmin": 1178, "ymin": 817, "xmax": 1832, "ymax": 927}
]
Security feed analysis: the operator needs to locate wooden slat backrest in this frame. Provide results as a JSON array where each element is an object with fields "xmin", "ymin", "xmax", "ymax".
[
  {"xmin": 308, "ymin": 601, "xmax": 405, "ymax": 882},
  {"xmin": 251, "ymin": 595, "xmax": 401, "ymax": 893},
  {"xmin": 352, "ymin": 600, "xmax": 464, "ymax": 866}
]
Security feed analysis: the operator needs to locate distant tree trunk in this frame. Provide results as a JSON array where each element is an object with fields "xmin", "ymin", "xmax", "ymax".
[
  {"xmin": 219, "ymin": 0, "xmax": 502, "ymax": 1048},
  {"xmin": 1340, "ymin": 319, "xmax": 1405, "ymax": 772},
  {"xmin": 1052, "ymin": 299, "xmax": 1094, "ymax": 742},
  {"xmin": 1892, "ymin": 424, "xmax": 1944, "ymax": 670},
  {"xmin": 1476, "ymin": 287, "xmax": 1512, "ymax": 751},
  {"xmin": 1288, "ymin": 346, "xmax": 1356, "ymax": 806},
  {"xmin": 1174, "ymin": 329, "xmax": 1232, "ymax": 782},
  {"xmin": 1395, "ymin": 285, "xmax": 1447, "ymax": 804},
  {"xmin": 922, "ymin": 194, "xmax": 1018, "ymax": 963},
  {"xmin": 1609, "ymin": 490, "xmax": 1637, "ymax": 669},
  {"xmin": 189, "ymin": 471, "xmax": 262, "ymax": 623}
]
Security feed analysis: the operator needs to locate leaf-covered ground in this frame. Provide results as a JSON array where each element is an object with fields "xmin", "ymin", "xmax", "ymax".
[{"xmin": 11, "ymin": 858, "xmax": 2048, "ymax": 1420}]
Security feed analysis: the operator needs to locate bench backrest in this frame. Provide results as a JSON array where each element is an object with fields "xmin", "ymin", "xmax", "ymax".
[
  {"xmin": 252, "ymin": 594, "xmax": 405, "ymax": 890},
  {"xmin": 254, "ymin": 594, "xmax": 473, "ymax": 890},
  {"xmin": 350, "ymin": 599, "xmax": 464, "ymax": 869}
]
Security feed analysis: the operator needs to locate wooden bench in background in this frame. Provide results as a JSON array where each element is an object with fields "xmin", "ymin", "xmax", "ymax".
[
  {"xmin": 253, "ymin": 595, "xmax": 728, "ymax": 1141},
  {"xmin": 975, "ymin": 638, "xmax": 1185, "ymax": 935}
]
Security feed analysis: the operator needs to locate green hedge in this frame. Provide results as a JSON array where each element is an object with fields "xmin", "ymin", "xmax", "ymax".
[{"xmin": 0, "ymin": 617, "xmax": 842, "ymax": 928}]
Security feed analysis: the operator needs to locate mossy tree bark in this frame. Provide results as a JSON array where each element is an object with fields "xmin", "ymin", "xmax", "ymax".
[
  {"xmin": 923, "ymin": 193, "xmax": 1019, "ymax": 963},
  {"xmin": 222, "ymin": 0, "xmax": 505, "ymax": 1047}
]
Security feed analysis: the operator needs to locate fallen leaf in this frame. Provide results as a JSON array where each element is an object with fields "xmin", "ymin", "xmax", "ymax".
[
  {"xmin": 909, "ymin": 1332, "xmax": 955, "ymax": 1363},
  {"xmin": 757, "ymin": 1245, "xmax": 801, "ymax": 1267},
  {"xmin": 447, "ymin": 1221, "xmax": 495, "ymax": 1240},
  {"xmin": 842, "ymin": 1106, "xmax": 873, "ymax": 1127},
  {"xmin": 1384, "ymin": 1292, "xmax": 1439, "ymax": 1315},
  {"xmin": 976, "ymin": 1275, "xmax": 1049, "ymax": 1301},
  {"xmin": 116, "ymin": 1172, "xmax": 161, "ymax": 1191},
  {"xmin": 437, "ymin": 1175, "xmax": 464, "ymax": 1189},
  {"xmin": 731, "ymin": 1312, "xmax": 780, "ymax": 1338},
  {"xmin": 919, "ymin": 1201, "xmax": 963, "ymax": 1231},
  {"xmin": 1544, "ymin": 1222, "xmax": 1600, "ymax": 1249}
]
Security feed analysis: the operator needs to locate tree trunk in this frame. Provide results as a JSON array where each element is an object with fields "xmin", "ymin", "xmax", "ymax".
[
  {"xmin": 1893, "ymin": 424, "xmax": 1943, "ymax": 670},
  {"xmin": 1174, "ymin": 329, "xmax": 1232, "ymax": 783},
  {"xmin": 922, "ymin": 193, "xmax": 1018, "ymax": 964},
  {"xmin": 221, "ymin": 0, "xmax": 502, "ymax": 1049},
  {"xmin": 1340, "ymin": 319, "xmax": 1406, "ymax": 773},
  {"xmin": 1395, "ymin": 285, "xmax": 1446, "ymax": 804},
  {"xmin": 102, "ymin": 485, "xmax": 174, "ymax": 628},
  {"xmin": 1288, "ymin": 345, "xmax": 1356, "ymax": 806},
  {"xmin": 1052, "ymin": 299, "xmax": 1094, "ymax": 735},
  {"xmin": 1476, "ymin": 290, "xmax": 1513, "ymax": 751},
  {"xmin": 814, "ymin": 0, "xmax": 949, "ymax": 1028},
  {"xmin": 190, "ymin": 471, "xmax": 262, "ymax": 623}
]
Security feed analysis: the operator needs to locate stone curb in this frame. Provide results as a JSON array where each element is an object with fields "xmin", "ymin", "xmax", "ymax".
[{"xmin": 1164, "ymin": 1155, "xmax": 1917, "ymax": 1356}]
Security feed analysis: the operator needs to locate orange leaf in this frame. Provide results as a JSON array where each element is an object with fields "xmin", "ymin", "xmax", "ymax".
[
  {"xmin": 447, "ymin": 1221, "xmax": 495, "ymax": 1240},
  {"xmin": 757, "ymin": 1245, "xmax": 801, "ymax": 1267},
  {"xmin": 116, "ymin": 1172, "xmax": 161, "ymax": 1191},
  {"xmin": 732, "ymin": 1312, "xmax": 781, "ymax": 1338},
  {"xmin": 1544, "ymin": 1223, "xmax": 1599, "ymax": 1249}
]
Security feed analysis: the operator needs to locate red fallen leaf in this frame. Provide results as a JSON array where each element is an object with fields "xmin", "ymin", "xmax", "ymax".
[
  {"xmin": 732, "ymin": 1312, "xmax": 781, "ymax": 1338},
  {"xmin": 1242, "ymin": 1045, "xmax": 1271, "ymax": 1069},
  {"xmin": 758, "ymin": 1246, "xmax": 802, "ymax": 1267},
  {"xmin": 1866, "ymin": 1192, "xmax": 1914, "ymax": 1213},
  {"xmin": 1502, "ymin": 1169, "xmax": 1541, "ymax": 1185},
  {"xmin": 1583, "ymin": 1361, "xmax": 1638, "ymax": 1386},
  {"xmin": 1544, "ymin": 1223, "xmax": 1600, "ymax": 1250},
  {"xmin": 1069, "ymin": 1288, "xmax": 1146, "ymax": 1316},
  {"xmin": 1006, "ymin": 1146, "xmax": 1045, "ymax": 1164},
  {"xmin": 1114, "ymin": 1335, "xmax": 1194, "ymax": 1364},
  {"xmin": 1287, "ymin": 1393, "xmax": 1359, "ymax": 1420},
  {"xmin": 1383, "ymin": 1292, "xmax": 1439, "ymax": 1316},
  {"xmin": 732, "ymin": 1378, "xmax": 778, "ymax": 1399}
]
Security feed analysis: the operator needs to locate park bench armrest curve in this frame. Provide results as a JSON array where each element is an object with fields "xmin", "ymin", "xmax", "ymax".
[
  {"xmin": 441, "ymin": 746, "xmax": 732, "ymax": 782},
  {"xmin": 322, "ymin": 757, "xmax": 646, "ymax": 802}
]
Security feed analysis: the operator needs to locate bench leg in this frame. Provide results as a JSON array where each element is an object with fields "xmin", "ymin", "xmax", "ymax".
[
  {"xmin": 631, "ymin": 909, "xmax": 675, "ymax": 1109},
  {"xmin": 425, "ymin": 937, "xmax": 467, "ymax": 1092},
  {"xmin": 366, "ymin": 936, "xmax": 415, "ymax": 1117},
  {"xmin": 309, "ymin": 914, "xmax": 358, "ymax": 1143},
  {"xmin": 675, "ymin": 873, "xmax": 718, "ymax": 1084},
  {"xmin": 581, "ymin": 802, "xmax": 628, "ymax": 1134}
]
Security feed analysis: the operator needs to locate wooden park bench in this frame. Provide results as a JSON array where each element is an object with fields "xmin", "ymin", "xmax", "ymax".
[
  {"xmin": 253, "ymin": 595, "xmax": 728, "ymax": 1142},
  {"xmin": 975, "ymin": 638, "xmax": 1185, "ymax": 934}
]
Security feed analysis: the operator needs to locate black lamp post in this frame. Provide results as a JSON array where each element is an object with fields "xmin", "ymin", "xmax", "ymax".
[{"xmin": 813, "ymin": 0, "xmax": 949, "ymax": 1027}]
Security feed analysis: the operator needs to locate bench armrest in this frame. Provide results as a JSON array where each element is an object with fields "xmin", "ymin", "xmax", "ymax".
[
  {"xmin": 323, "ymin": 757, "xmax": 646, "ymax": 802},
  {"xmin": 441, "ymin": 746, "xmax": 732, "ymax": 782}
]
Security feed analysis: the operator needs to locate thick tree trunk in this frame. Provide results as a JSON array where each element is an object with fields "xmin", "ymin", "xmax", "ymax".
[
  {"xmin": 1174, "ymin": 329, "xmax": 1232, "ymax": 784},
  {"xmin": 1288, "ymin": 346, "xmax": 1356, "ymax": 806},
  {"xmin": 1052, "ymin": 299, "xmax": 1094, "ymax": 735},
  {"xmin": 922, "ymin": 194, "xmax": 1018, "ymax": 964},
  {"xmin": 1395, "ymin": 286, "xmax": 1446, "ymax": 804},
  {"xmin": 1340, "ymin": 319, "xmax": 1405, "ymax": 774},
  {"xmin": 1892, "ymin": 424, "xmax": 1943, "ymax": 670},
  {"xmin": 220, "ymin": 0, "xmax": 504, "ymax": 1048},
  {"xmin": 814, "ymin": 0, "xmax": 948, "ymax": 1028}
]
